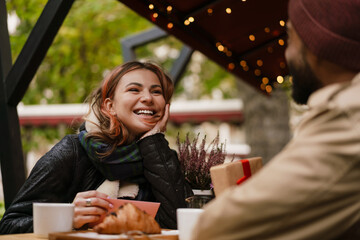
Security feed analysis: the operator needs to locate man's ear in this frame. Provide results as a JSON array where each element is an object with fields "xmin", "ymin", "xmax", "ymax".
[{"xmin": 104, "ymin": 98, "xmax": 116, "ymax": 115}]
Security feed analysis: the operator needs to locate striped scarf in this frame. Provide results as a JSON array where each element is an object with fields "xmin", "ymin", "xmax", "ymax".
[{"xmin": 78, "ymin": 130, "xmax": 146, "ymax": 184}]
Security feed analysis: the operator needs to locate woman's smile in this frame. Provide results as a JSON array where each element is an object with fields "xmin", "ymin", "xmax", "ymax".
[{"xmin": 134, "ymin": 108, "xmax": 161, "ymax": 125}]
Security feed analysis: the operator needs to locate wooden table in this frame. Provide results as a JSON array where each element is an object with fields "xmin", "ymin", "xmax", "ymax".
[
  {"xmin": 0, "ymin": 233, "xmax": 43, "ymax": 239},
  {"xmin": 0, "ymin": 230, "xmax": 179, "ymax": 240}
]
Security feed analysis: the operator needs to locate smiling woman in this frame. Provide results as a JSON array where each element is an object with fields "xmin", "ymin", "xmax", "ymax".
[{"xmin": 0, "ymin": 61, "xmax": 193, "ymax": 234}]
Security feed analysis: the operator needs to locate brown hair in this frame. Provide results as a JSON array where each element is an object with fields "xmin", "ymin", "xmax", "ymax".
[{"xmin": 84, "ymin": 61, "xmax": 174, "ymax": 156}]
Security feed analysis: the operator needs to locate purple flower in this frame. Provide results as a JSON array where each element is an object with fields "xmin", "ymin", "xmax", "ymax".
[{"xmin": 177, "ymin": 133, "xmax": 227, "ymax": 190}]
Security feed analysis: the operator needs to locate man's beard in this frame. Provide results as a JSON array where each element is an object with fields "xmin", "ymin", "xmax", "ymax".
[{"xmin": 287, "ymin": 52, "xmax": 323, "ymax": 105}]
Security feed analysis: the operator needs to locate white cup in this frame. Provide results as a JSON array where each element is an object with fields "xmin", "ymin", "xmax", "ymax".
[
  {"xmin": 177, "ymin": 208, "xmax": 204, "ymax": 240},
  {"xmin": 33, "ymin": 203, "xmax": 74, "ymax": 238}
]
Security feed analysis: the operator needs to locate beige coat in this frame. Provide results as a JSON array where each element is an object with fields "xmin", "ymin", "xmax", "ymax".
[{"xmin": 192, "ymin": 73, "xmax": 360, "ymax": 240}]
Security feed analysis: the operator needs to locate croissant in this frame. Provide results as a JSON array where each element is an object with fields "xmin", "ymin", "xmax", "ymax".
[{"xmin": 94, "ymin": 203, "xmax": 161, "ymax": 234}]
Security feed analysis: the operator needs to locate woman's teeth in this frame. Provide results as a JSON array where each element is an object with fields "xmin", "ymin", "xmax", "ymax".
[{"xmin": 135, "ymin": 110, "xmax": 154, "ymax": 115}]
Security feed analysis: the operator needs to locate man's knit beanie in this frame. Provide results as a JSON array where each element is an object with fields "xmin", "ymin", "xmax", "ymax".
[{"xmin": 288, "ymin": 0, "xmax": 360, "ymax": 71}]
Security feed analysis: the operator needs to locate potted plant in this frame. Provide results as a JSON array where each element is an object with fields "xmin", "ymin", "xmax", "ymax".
[{"xmin": 176, "ymin": 132, "xmax": 227, "ymax": 207}]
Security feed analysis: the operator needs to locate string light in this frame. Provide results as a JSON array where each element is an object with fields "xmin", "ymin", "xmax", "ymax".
[
  {"xmin": 226, "ymin": 8, "xmax": 232, "ymax": 14},
  {"xmin": 207, "ymin": 8, "xmax": 213, "ymax": 15},
  {"xmin": 279, "ymin": 20, "xmax": 285, "ymax": 27},
  {"xmin": 267, "ymin": 47, "xmax": 273, "ymax": 53},
  {"xmin": 148, "ymin": 4, "xmax": 154, "ymax": 10},
  {"xmin": 277, "ymin": 76, "xmax": 284, "ymax": 83},
  {"xmin": 289, "ymin": 76, "xmax": 293, "ymax": 83},
  {"xmin": 167, "ymin": 6, "xmax": 172, "ymax": 12},
  {"xmin": 226, "ymin": 51, "xmax": 232, "ymax": 57},
  {"xmin": 152, "ymin": 13, "xmax": 158, "ymax": 18},
  {"xmin": 217, "ymin": 45, "xmax": 224, "ymax": 51},
  {"xmin": 264, "ymin": 27, "xmax": 270, "ymax": 33},
  {"xmin": 260, "ymin": 83, "xmax": 266, "ymax": 90},
  {"xmin": 262, "ymin": 77, "xmax": 269, "ymax": 84},
  {"xmin": 228, "ymin": 63, "xmax": 235, "ymax": 70},
  {"xmin": 240, "ymin": 60, "xmax": 247, "ymax": 67},
  {"xmin": 278, "ymin": 39, "xmax": 285, "ymax": 46},
  {"xmin": 254, "ymin": 69, "xmax": 261, "ymax": 76},
  {"xmin": 242, "ymin": 0, "xmax": 246, "ymax": 2},
  {"xmin": 184, "ymin": 17, "xmax": 194, "ymax": 25},
  {"xmin": 280, "ymin": 62, "xmax": 286, "ymax": 69},
  {"xmin": 266, "ymin": 85, "xmax": 272, "ymax": 93},
  {"xmin": 167, "ymin": 23, "xmax": 173, "ymax": 29},
  {"xmin": 257, "ymin": 59, "xmax": 263, "ymax": 67},
  {"xmin": 249, "ymin": 35, "xmax": 255, "ymax": 41},
  {"xmin": 243, "ymin": 66, "xmax": 249, "ymax": 71}
]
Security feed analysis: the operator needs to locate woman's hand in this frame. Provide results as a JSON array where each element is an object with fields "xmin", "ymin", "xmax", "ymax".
[
  {"xmin": 140, "ymin": 104, "xmax": 170, "ymax": 140},
  {"xmin": 72, "ymin": 190, "xmax": 113, "ymax": 229}
]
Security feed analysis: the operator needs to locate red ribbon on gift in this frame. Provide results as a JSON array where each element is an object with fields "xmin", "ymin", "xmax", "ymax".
[{"xmin": 236, "ymin": 159, "xmax": 252, "ymax": 185}]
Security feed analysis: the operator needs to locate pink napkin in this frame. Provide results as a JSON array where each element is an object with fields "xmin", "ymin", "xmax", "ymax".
[{"xmin": 104, "ymin": 198, "xmax": 160, "ymax": 218}]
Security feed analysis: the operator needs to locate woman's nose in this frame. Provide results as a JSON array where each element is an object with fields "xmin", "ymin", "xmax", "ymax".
[{"xmin": 140, "ymin": 90, "xmax": 153, "ymax": 103}]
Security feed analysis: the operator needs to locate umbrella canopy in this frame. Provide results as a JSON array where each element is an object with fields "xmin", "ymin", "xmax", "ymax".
[{"xmin": 118, "ymin": 0, "xmax": 289, "ymax": 94}]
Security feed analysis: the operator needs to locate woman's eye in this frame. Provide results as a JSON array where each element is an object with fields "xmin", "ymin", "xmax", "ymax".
[
  {"xmin": 129, "ymin": 88, "xmax": 139, "ymax": 92},
  {"xmin": 152, "ymin": 90, "xmax": 162, "ymax": 94}
]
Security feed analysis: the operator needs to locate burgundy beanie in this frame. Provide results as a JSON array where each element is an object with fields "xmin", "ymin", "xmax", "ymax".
[{"xmin": 288, "ymin": 0, "xmax": 360, "ymax": 71}]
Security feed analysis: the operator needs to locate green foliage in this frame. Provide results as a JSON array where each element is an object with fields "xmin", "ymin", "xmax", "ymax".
[
  {"xmin": 21, "ymin": 125, "xmax": 76, "ymax": 153},
  {"xmin": 7, "ymin": 0, "xmax": 47, "ymax": 60},
  {"xmin": 275, "ymin": 75, "xmax": 293, "ymax": 99},
  {"xmin": 7, "ymin": 0, "xmax": 152, "ymax": 105},
  {"xmin": 201, "ymin": 59, "xmax": 239, "ymax": 99},
  {"xmin": 0, "ymin": 201, "xmax": 5, "ymax": 219}
]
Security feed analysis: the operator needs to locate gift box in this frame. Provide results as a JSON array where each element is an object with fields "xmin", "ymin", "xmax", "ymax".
[{"xmin": 210, "ymin": 157, "xmax": 263, "ymax": 196}]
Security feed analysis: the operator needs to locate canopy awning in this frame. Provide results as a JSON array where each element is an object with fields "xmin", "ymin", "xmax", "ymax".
[{"xmin": 118, "ymin": 0, "xmax": 289, "ymax": 94}]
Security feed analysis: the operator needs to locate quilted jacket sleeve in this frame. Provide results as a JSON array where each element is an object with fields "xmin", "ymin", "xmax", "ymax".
[
  {"xmin": 0, "ymin": 136, "xmax": 80, "ymax": 234},
  {"xmin": 137, "ymin": 133, "xmax": 193, "ymax": 229}
]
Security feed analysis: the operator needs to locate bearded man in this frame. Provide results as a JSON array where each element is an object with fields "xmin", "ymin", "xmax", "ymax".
[{"xmin": 192, "ymin": 0, "xmax": 360, "ymax": 239}]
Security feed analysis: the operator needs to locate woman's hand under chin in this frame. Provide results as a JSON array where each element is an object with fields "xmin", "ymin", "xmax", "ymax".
[{"xmin": 139, "ymin": 104, "xmax": 170, "ymax": 140}]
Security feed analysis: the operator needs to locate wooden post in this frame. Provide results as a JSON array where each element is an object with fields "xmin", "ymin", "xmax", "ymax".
[
  {"xmin": 0, "ymin": 0, "xmax": 26, "ymax": 208},
  {"xmin": 0, "ymin": 0, "xmax": 75, "ymax": 208}
]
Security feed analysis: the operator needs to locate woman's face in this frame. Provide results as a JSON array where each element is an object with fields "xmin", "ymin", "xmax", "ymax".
[{"xmin": 105, "ymin": 69, "xmax": 166, "ymax": 137}]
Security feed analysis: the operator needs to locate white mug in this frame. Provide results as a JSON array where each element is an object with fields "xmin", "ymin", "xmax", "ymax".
[
  {"xmin": 33, "ymin": 203, "xmax": 74, "ymax": 238},
  {"xmin": 177, "ymin": 208, "xmax": 204, "ymax": 240}
]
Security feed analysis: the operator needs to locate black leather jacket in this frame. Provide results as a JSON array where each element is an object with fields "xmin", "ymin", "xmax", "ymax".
[{"xmin": 0, "ymin": 133, "xmax": 192, "ymax": 234}]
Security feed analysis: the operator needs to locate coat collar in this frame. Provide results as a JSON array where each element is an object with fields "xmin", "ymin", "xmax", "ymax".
[{"xmin": 308, "ymin": 72, "xmax": 360, "ymax": 109}]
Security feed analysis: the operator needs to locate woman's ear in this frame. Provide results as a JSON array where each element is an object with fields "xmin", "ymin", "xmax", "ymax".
[{"xmin": 104, "ymin": 98, "xmax": 117, "ymax": 116}]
